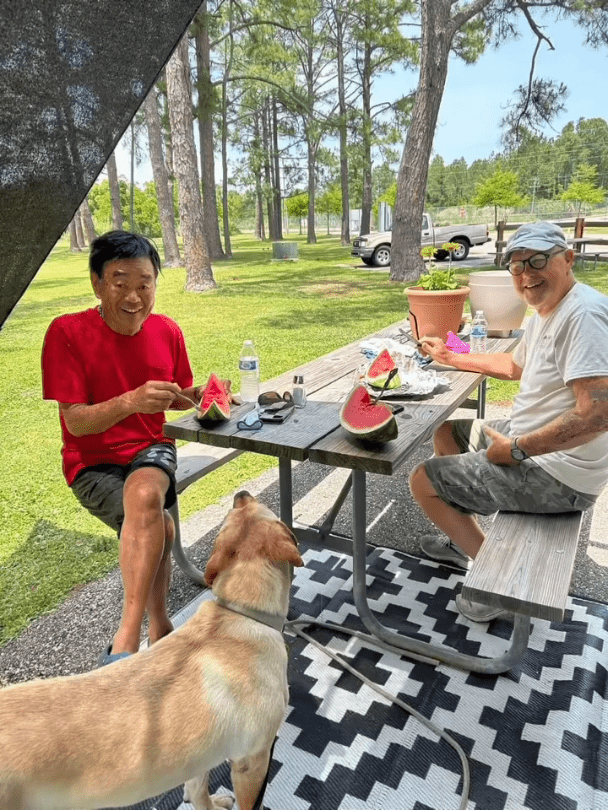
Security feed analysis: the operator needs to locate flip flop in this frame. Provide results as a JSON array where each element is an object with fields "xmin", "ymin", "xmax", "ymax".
[{"xmin": 97, "ymin": 643, "xmax": 132, "ymax": 668}]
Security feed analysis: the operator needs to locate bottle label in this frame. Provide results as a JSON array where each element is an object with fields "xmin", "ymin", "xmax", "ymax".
[{"xmin": 239, "ymin": 359, "xmax": 259, "ymax": 371}]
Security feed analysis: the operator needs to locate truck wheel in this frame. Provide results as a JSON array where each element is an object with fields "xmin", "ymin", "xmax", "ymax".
[
  {"xmin": 372, "ymin": 246, "xmax": 391, "ymax": 267},
  {"xmin": 450, "ymin": 239, "xmax": 469, "ymax": 261}
]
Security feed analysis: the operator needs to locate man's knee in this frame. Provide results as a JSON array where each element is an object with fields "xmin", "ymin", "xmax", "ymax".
[
  {"xmin": 124, "ymin": 468, "xmax": 169, "ymax": 508},
  {"xmin": 409, "ymin": 462, "xmax": 434, "ymax": 495},
  {"xmin": 433, "ymin": 421, "xmax": 460, "ymax": 456}
]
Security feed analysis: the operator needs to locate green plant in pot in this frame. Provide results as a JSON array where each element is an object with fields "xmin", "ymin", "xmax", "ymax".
[
  {"xmin": 418, "ymin": 243, "xmax": 462, "ymax": 290},
  {"xmin": 404, "ymin": 243, "xmax": 470, "ymax": 342}
]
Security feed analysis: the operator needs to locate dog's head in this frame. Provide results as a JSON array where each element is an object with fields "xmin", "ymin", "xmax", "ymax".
[{"xmin": 204, "ymin": 491, "xmax": 303, "ymax": 588}]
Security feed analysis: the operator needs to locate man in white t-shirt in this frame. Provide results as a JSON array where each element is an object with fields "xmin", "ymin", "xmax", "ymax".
[{"xmin": 409, "ymin": 221, "xmax": 608, "ymax": 622}]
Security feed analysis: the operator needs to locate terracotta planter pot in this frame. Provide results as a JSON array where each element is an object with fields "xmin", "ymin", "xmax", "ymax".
[
  {"xmin": 405, "ymin": 286, "xmax": 470, "ymax": 342},
  {"xmin": 468, "ymin": 271, "xmax": 527, "ymax": 337}
]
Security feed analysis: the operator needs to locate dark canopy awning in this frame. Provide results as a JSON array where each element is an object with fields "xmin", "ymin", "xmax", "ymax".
[{"xmin": 0, "ymin": 0, "xmax": 203, "ymax": 329}]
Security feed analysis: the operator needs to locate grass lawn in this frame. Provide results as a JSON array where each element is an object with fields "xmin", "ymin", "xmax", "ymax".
[{"xmin": 1, "ymin": 233, "xmax": 606, "ymax": 644}]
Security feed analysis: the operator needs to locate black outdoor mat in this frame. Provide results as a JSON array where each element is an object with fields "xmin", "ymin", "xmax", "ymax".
[{"xmin": 108, "ymin": 548, "xmax": 608, "ymax": 810}]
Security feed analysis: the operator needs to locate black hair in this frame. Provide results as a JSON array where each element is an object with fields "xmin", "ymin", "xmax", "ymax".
[{"xmin": 89, "ymin": 230, "xmax": 162, "ymax": 279}]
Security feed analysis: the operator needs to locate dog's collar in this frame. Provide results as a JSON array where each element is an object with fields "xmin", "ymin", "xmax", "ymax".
[{"xmin": 215, "ymin": 596, "xmax": 285, "ymax": 633}]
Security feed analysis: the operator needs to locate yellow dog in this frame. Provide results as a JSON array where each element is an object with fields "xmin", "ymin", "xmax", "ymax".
[{"xmin": 0, "ymin": 492, "xmax": 303, "ymax": 810}]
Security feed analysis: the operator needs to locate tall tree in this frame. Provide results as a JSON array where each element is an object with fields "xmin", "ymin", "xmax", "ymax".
[
  {"xmin": 106, "ymin": 151, "xmax": 123, "ymax": 230},
  {"xmin": 166, "ymin": 35, "xmax": 217, "ymax": 291},
  {"xmin": 79, "ymin": 196, "xmax": 97, "ymax": 243},
  {"xmin": 143, "ymin": 85, "xmax": 181, "ymax": 267},
  {"xmin": 193, "ymin": 5, "xmax": 225, "ymax": 260}
]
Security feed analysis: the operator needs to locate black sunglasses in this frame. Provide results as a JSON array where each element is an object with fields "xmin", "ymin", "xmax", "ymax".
[{"xmin": 258, "ymin": 391, "xmax": 294, "ymax": 411}]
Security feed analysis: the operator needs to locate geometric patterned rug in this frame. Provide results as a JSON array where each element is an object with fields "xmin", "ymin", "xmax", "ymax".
[{"xmin": 107, "ymin": 548, "xmax": 608, "ymax": 810}]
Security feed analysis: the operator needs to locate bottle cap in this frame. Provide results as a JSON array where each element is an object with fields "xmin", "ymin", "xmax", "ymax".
[{"xmin": 293, "ymin": 375, "xmax": 304, "ymax": 385}]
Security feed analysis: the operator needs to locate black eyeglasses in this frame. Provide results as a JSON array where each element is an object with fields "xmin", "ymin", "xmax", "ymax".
[
  {"xmin": 236, "ymin": 409, "xmax": 263, "ymax": 431},
  {"xmin": 505, "ymin": 249, "xmax": 567, "ymax": 276}
]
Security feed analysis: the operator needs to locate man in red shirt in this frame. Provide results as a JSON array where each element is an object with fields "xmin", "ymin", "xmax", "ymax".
[{"xmin": 42, "ymin": 231, "xmax": 202, "ymax": 665}]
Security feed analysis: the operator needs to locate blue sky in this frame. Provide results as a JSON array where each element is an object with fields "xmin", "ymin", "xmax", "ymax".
[{"xmin": 115, "ymin": 14, "xmax": 607, "ymax": 183}]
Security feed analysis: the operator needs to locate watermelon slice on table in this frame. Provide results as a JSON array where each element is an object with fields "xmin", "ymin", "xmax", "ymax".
[
  {"xmin": 339, "ymin": 385, "xmax": 398, "ymax": 442},
  {"xmin": 446, "ymin": 331, "xmax": 470, "ymax": 353},
  {"xmin": 197, "ymin": 373, "xmax": 231, "ymax": 422},
  {"xmin": 365, "ymin": 348, "xmax": 401, "ymax": 389}
]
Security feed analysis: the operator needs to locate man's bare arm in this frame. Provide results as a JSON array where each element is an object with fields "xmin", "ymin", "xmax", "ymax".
[
  {"xmin": 518, "ymin": 376, "xmax": 608, "ymax": 456},
  {"xmin": 59, "ymin": 381, "xmax": 181, "ymax": 436},
  {"xmin": 419, "ymin": 337, "xmax": 523, "ymax": 381}
]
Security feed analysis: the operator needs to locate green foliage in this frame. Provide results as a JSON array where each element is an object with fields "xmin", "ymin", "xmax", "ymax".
[
  {"xmin": 473, "ymin": 169, "xmax": 529, "ymax": 225},
  {"xmin": 285, "ymin": 193, "xmax": 309, "ymax": 218},
  {"xmin": 560, "ymin": 163, "xmax": 605, "ymax": 212},
  {"xmin": 316, "ymin": 185, "xmax": 342, "ymax": 217},
  {"xmin": 88, "ymin": 179, "xmax": 163, "ymax": 237},
  {"xmin": 417, "ymin": 244, "xmax": 461, "ymax": 289}
]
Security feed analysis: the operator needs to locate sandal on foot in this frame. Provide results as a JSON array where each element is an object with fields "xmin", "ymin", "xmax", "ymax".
[{"xmin": 97, "ymin": 643, "xmax": 132, "ymax": 668}]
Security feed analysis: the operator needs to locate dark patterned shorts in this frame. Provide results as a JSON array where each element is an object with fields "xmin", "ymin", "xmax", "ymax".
[
  {"xmin": 71, "ymin": 443, "xmax": 178, "ymax": 534},
  {"xmin": 424, "ymin": 419, "xmax": 597, "ymax": 516}
]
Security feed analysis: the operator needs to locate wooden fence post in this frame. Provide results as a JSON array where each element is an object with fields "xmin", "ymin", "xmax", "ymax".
[
  {"xmin": 495, "ymin": 220, "xmax": 506, "ymax": 266},
  {"xmin": 575, "ymin": 217, "xmax": 585, "ymax": 238}
]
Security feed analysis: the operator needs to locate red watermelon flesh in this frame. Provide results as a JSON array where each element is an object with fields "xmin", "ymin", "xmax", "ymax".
[
  {"xmin": 365, "ymin": 348, "xmax": 401, "ymax": 389},
  {"xmin": 446, "ymin": 331, "xmax": 470, "ymax": 353},
  {"xmin": 339, "ymin": 385, "xmax": 398, "ymax": 442},
  {"xmin": 198, "ymin": 373, "xmax": 231, "ymax": 421}
]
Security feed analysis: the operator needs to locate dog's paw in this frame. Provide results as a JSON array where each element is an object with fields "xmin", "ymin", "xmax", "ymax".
[{"xmin": 210, "ymin": 794, "xmax": 235, "ymax": 809}]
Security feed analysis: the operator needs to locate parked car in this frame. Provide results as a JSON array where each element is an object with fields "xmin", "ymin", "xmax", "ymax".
[{"xmin": 351, "ymin": 213, "xmax": 491, "ymax": 267}]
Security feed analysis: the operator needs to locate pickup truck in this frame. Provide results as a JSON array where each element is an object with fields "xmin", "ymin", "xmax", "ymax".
[{"xmin": 351, "ymin": 213, "xmax": 491, "ymax": 267}]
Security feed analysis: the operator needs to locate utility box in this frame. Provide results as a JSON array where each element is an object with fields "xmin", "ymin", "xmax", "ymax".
[{"xmin": 272, "ymin": 242, "xmax": 299, "ymax": 261}]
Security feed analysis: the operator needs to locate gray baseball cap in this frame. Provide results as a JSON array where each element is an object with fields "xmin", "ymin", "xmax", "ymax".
[{"xmin": 503, "ymin": 221, "xmax": 569, "ymax": 261}]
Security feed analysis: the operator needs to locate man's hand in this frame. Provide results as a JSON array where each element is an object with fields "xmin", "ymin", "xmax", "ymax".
[
  {"xmin": 483, "ymin": 425, "xmax": 518, "ymax": 466},
  {"xmin": 418, "ymin": 336, "xmax": 457, "ymax": 367},
  {"xmin": 125, "ymin": 381, "xmax": 182, "ymax": 414}
]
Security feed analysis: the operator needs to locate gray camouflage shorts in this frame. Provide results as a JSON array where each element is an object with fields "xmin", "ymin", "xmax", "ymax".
[{"xmin": 424, "ymin": 419, "xmax": 597, "ymax": 516}]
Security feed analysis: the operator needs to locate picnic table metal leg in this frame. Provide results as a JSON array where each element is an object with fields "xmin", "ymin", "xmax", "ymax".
[
  {"xmin": 477, "ymin": 378, "xmax": 487, "ymax": 419},
  {"xmin": 350, "ymin": 469, "xmax": 531, "ymax": 674},
  {"xmin": 278, "ymin": 457, "xmax": 293, "ymax": 527},
  {"xmin": 168, "ymin": 500, "xmax": 206, "ymax": 586}
]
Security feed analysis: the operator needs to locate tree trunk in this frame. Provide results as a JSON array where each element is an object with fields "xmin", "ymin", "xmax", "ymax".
[
  {"xmin": 69, "ymin": 216, "xmax": 82, "ymax": 251},
  {"xmin": 106, "ymin": 151, "xmax": 123, "ymax": 230},
  {"xmin": 262, "ymin": 102, "xmax": 274, "ymax": 241},
  {"xmin": 194, "ymin": 7, "xmax": 225, "ymax": 260},
  {"xmin": 391, "ymin": 0, "xmax": 486, "ymax": 281},
  {"xmin": 335, "ymin": 8, "xmax": 350, "ymax": 246},
  {"xmin": 272, "ymin": 96, "xmax": 283, "ymax": 240},
  {"xmin": 80, "ymin": 196, "xmax": 96, "ymax": 243},
  {"xmin": 75, "ymin": 208, "xmax": 86, "ymax": 248},
  {"xmin": 166, "ymin": 36, "xmax": 216, "ymax": 291},
  {"xmin": 306, "ymin": 44, "xmax": 317, "ymax": 245},
  {"xmin": 253, "ymin": 113, "xmax": 265, "ymax": 240},
  {"xmin": 143, "ymin": 85, "xmax": 181, "ymax": 267},
  {"xmin": 360, "ymin": 38, "xmax": 373, "ymax": 238}
]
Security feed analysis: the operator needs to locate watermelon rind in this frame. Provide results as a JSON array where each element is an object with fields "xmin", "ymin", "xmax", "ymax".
[
  {"xmin": 339, "ymin": 385, "xmax": 398, "ymax": 442},
  {"xmin": 365, "ymin": 348, "xmax": 401, "ymax": 389},
  {"xmin": 197, "ymin": 373, "xmax": 231, "ymax": 422}
]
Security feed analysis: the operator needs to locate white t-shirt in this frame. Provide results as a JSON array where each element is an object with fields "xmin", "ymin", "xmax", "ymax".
[{"xmin": 510, "ymin": 281, "xmax": 608, "ymax": 495}]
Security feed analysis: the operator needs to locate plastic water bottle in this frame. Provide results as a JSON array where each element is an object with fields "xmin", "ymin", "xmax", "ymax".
[
  {"xmin": 470, "ymin": 310, "xmax": 488, "ymax": 353},
  {"xmin": 239, "ymin": 340, "xmax": 260, "ymax": 403}
]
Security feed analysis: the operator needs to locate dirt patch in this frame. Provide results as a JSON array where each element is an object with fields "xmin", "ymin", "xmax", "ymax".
[{"xmin": 298, "ymin": 280, "xmax": 375, "ymax": 297}]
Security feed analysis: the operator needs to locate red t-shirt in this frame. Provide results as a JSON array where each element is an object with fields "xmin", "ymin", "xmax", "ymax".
[{"xmin": 42, "ymin": 307, "xmax": 193, "ymax": 485}]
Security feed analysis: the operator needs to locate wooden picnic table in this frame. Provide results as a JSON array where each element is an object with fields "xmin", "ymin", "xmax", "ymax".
[{"xmin": 165, "ymin": 318, "xmax": 525, "ymax": 674}]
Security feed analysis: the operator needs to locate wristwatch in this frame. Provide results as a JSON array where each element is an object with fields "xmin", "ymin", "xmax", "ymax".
[{"xmin": 510, "ymin": 437, "xmax": 529, "ymax": 463}]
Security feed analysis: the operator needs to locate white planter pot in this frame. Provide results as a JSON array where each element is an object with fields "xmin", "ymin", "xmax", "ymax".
[{"xmin": 468, "ymin": 271, "xmax": 528, "ymax": 337}]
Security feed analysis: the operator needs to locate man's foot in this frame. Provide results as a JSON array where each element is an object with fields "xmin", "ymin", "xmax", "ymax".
[
  {"xmin": 97, "ymin": 643, "xmax": 133, "ymax": 668},
  {"xmin": 455, "ymin": 594, "xmax": 511, "ymax": 623},
  {"xmin": 149, "ymin": 620, "xmax": 174, "ymax": 645},
  {"xmin": 420, "ymin": 535, "xmax": 469, "ymax": 569}
]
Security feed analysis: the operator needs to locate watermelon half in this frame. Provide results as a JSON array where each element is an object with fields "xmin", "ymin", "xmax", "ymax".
[
  {"xmin": 365, "ymin": 348, "xmax": 401, "ymax": 389},
  {"xmin": 339, "ymin": 385, "xmax": 398, "ymax": 442},
  {"xmin": 197, "ymin": 373, "xmax": 231, "ymax": 422}
]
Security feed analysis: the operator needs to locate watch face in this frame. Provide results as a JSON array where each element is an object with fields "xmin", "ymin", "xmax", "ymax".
[{"xmin": 511, "ymin": 447, "xmax": 526, "ymax": 460}]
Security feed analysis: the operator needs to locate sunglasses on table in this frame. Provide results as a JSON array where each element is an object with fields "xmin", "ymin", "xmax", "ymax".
[
  {"xmin": 236, "ymin": 392, "xmax": 295, "ymax": 431},
  {"xmin": 504, "ymin": 249, "xmax": 567, "ymax": 276}
]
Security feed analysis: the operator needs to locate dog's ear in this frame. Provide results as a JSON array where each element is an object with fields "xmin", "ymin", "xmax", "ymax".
[
  {"xmin": 205, "ymin": 547, "xmax": 232, "ymax": 586},
  {"xmin": 272, "ymin": 525, "xmax": 304, "ymax": 568}
]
